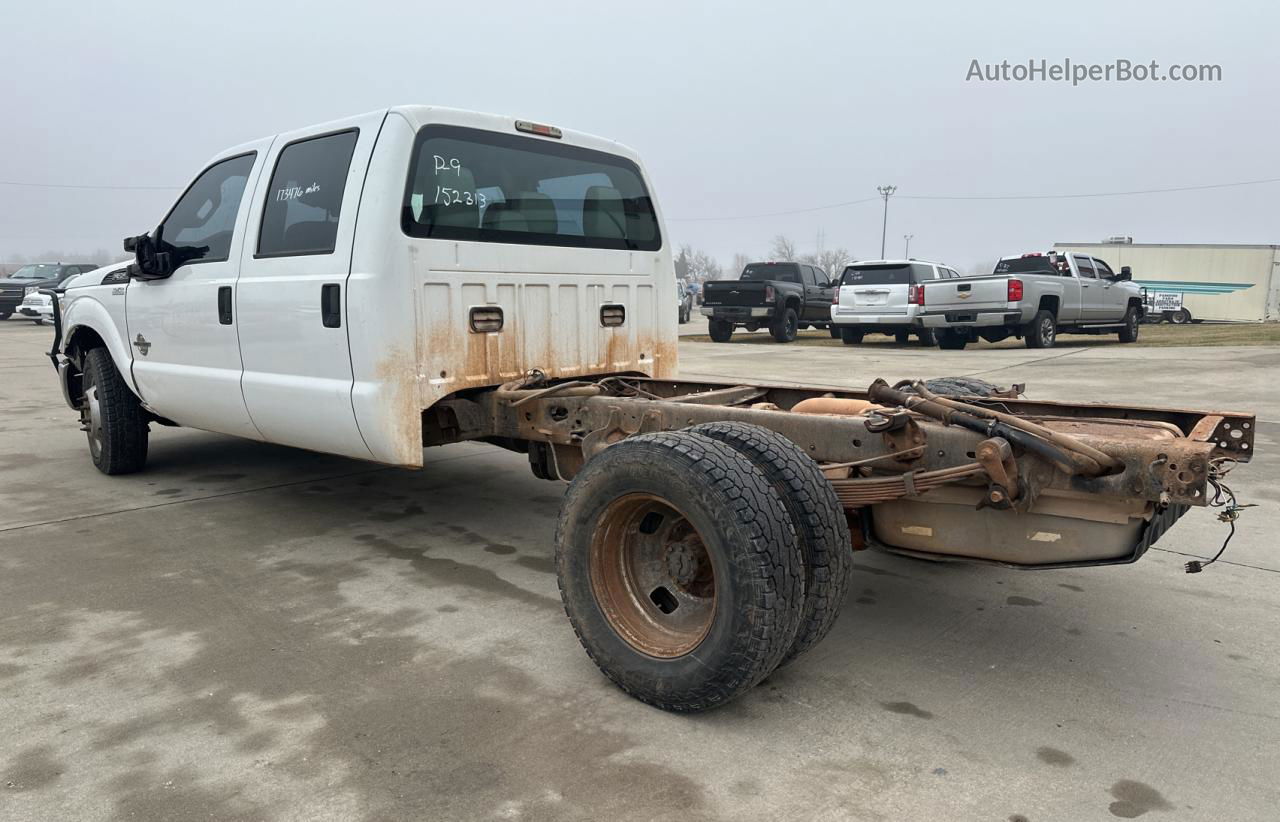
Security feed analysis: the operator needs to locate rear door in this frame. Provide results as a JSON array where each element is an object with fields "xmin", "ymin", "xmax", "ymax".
[
  {"xmin": 235, "ymin": 112, "xmax": 387, "ymax": 460},
  {"xmin": 1073, "ymin": 254, "xmax": 1104, "ymax": 319},
  {"xmin": 125, "ymin": 147, "xmax": 268, "ymax": 438},
  {"xmin": 837, "ymin": 263, "xmax": 915, "ymax": 316}
]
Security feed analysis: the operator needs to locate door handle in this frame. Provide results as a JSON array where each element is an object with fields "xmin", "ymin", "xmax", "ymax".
[
  {"xmin": 217, "ymin": 286, "xmax": 233, "ymax": 325},
  {"xmin": 321, "ymin": 284, "xmax": 341, "ymax": 328}
]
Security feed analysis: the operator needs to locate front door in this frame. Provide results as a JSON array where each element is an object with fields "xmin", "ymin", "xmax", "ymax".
[
  {"xmin": 1092, "ymin": 258, "xmax": 1130, "ymax": 321},
  {"xmin": 125, "ymin": 145, "xmax": 270, "ymax": 438},
  {"xmin": 234, "ymin": 112, "xmax": 387, "ymax": 460}
]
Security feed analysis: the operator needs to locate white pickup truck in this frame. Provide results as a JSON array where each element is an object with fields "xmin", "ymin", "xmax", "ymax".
[
  {"xmin": 47, "ymin": 107, "xmax": 1255, "ymax": 712},
  {"xmin": 920, "ymin": 252, "xmax": 1145, "ymax": 349}
]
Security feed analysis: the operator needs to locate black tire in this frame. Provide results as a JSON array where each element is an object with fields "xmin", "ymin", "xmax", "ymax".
[
  {"xmin": 0, "ymin": 311, "xmax": 11, "ymax": 320},
  {"xmin": 828, "ymin": 325, "xmax": 840, "ymax": 339},
  {"xmin": 937, "ymin": 331, "xmax": 967, "ymax": 350},
  {"xmin": 1169, "ymin": 308, "xmax": 1192, "ymax": 325},
  {"xmin": 708, "ymin": 319, "xmax": 734, "ymax": 342},
  {"xmin": 1024, "ymin": 310, "xmax": 1056, "ymax": 349},
  {"xmin": 555, "ymin": 432, "xmax": 804, "ymax": 712},
  {"xmin": 839, "ymin": 326, "xmax": 863, "ymax": 345},
  {"xmin": 1119, "ymin": 306, "xmax": 1140, "ymax": 343},
  {"xmin": 34, "ymin": 318, "xmax": 45, "ymax": 326},
  {"xmin": 894, "ymin": 330, "xmax": 910, "ymax": 345},
  {"xmin": 770, "ymin": 307, "xmax": 799, "ymax": 343},
  {"xmin": 81, "ymin": 347, "xmax": 148, "ymax": 475},
  {"xmin": 687, "ymin": 422, "xmax": 851, "ymax": 664},
  {"xmin": 916, "ymin": 328, "xmax": 938, "ymax": 346}
]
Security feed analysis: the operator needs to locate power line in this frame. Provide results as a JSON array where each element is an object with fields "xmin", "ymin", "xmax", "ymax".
[
  {"xmin": 0, "ymin": 180, "xmax": 179, "ymax": 191},
  {"xmin": 667, "ymin": 176, "xmax": 1280, "ymax": 222}
]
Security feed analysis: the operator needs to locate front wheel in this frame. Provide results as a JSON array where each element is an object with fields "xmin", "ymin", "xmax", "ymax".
[
  {"xmin": 770, "ymin": 307, "xmax": 799, "ymax": 343},
  {"xmin": 81, "ymin": 347, "xmax": 149, "ymax": 474},
  {"xmin": 708, "ymin": 319, "xmax": 734, "ymax": 342},
  {"xmin": 555, "ymin": 432, "xmax": 804, "ymax": 712},
  {"xmin": 1024, "ymin": 310, "xmax": 1057, "ymax": 349},
  {"xmin": 1118, "ymin": 306, "xmax": 1140, "ymax": 343}
]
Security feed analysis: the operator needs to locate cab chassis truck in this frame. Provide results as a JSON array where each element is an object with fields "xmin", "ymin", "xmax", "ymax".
[{"xmin": 48, "ymin": 106, "xmax": 1256, "ymax": 712}]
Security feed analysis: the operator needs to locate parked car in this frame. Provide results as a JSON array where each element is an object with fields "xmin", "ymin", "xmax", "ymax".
[
  {"xmin": 920, "ymin": 252, "xmax": 1143, "ymax": 349},
  {"xmin": 677, "ymin": 280, "xmax": 693, "ymax": 324},
  {"xmin": 700, "ymin": 262, "xmax": 836, "ymax": 342},
  {"xmin": 1, "ymin": 263, "xmax": 97, "ymax": 319},
  {"xmin": 829, "ymin": 259, "xmax": 962, "ymax": 346}
]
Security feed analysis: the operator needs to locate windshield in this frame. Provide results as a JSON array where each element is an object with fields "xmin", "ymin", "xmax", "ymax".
[
  {"xmin": 840, "ymin": 263, "xmax": 925, "ymax": 285},
  {"xmin": 741, "ymin": 263, "xmax": 800, "ymax": 283},
  {"xmin": 402, "ymin": 125, "xmax": 660, "ymax": 251},
  {"xmin": 9, "ymin": 264, "xmax": 61, "ymax": 280},
  {"xmin": 994, "ymin": 255, "xmax": 1067, "ymax": 275}
]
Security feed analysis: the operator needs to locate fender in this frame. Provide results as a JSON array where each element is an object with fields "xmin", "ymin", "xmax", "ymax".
[{"xmin": 56, "ymin": 286, "xmax": 139, "ymax": 408}]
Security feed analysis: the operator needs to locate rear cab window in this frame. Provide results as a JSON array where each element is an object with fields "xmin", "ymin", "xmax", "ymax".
[
  {"xmin": 839, "ymin": 263, "xmax": 932, "ymax": 285},
  {"xmin": 994, "ymin": 255, "xmax": 1070, "ymax": 276},
  {"xmin": 257, "ymin": 130, "xmax": 359, "ymax": 257},
  {"xmin": 402, "ymin": 125, "xmax": 660, "ymax": 251},
  {"xmin": 741, "ymin": 263, "xmax": 800, "ymax": 283}
]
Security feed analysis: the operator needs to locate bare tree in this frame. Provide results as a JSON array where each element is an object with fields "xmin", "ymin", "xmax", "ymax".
[
  {"xmin": 769, "ymin": 235, "xmax": 798, "ymax": 261},
  {"xmin": 675, "ymin": 244, "xmax": 723, "ymax": 283},
  {"xmin": 730, "ymin": 253, "xmax": 752, "ymax": 276}
]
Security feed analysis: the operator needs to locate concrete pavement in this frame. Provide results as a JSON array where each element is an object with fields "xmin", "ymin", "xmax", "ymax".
[{"xmin": 2, "ymin": 317, "xmax": 1277, "ymax": 821}]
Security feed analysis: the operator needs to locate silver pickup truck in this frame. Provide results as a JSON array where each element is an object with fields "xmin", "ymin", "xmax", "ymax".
[{"xmin": 920, "ymin": 252, "xmax": 1144, "ymax": 349}]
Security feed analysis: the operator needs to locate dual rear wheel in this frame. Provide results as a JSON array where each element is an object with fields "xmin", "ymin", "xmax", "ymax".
[{"xmin": 555, "ymin": 423, "xmax": 852, "ymax": 712}]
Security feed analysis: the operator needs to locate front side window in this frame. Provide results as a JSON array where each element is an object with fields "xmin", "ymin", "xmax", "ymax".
[
  {"xmin": 1094, "ymin": 259, "xmax": 1116, "ymax": 279},
  {"xmin": 258, "ymin": 130, "xmax": 359, "ymax": 257},
  {"xmin": 402, "ymin": 125, "xmax": 660, "ymax": 251},
  {"xmin": 158, "ymin": 153, "xmax": 256, "ymax": 265}
]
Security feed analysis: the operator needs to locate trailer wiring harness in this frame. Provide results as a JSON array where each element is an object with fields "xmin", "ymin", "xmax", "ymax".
[{"xmin": 1184, "ymin": 458, "xmax": 1253, "ymax": 573}]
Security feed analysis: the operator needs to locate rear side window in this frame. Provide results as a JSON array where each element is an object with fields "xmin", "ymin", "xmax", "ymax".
[
  {"xmin": 257, "ymin": 130, "xmax": 359, "ymax": 257},
  {"xmin": 1076, "ymin": 256, "xmax": 1096, "ymax": 278},
  {"xmin": 159, "ymin": 153, "xmax": 256, "ymax": 264},
  {"xmin": 742, "ymin": 263, "xmax": 800, "ymax": 282},
  {"xmin": 402, "ymin": 125, "xmax": 660, "ymax": 251}
]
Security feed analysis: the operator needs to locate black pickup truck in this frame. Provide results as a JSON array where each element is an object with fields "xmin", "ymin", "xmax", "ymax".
[{"xmin": 700, "ymin": 262, "xmax": 837, "ymax": 342}]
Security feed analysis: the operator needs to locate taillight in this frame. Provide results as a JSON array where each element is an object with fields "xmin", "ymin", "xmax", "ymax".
[
  {"xmin": 764, "ymin": 285, "xmax": 775, "ymax": 302},
  {"xmin": 908, "ymin": 283, "xmax": 924, "ymax": 305},
  {"xmin": 832, "ymin": 286, "xmax": 841, "ymax": 304},
  {"xmin": 1007, "ymin": 278, "xmax": 1024, "ymax": 301}
]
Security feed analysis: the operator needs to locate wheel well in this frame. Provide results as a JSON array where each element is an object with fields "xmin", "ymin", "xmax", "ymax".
[
  {"xmin": 1127, "ymin": 297, "xmax": 1143, "ymax": 310},
  {"xmin": 65, "ymin": 325, "xmax": 107, "ymax": 366},
  {"xmin": 1038, "ymin": 295, "xmax": 1060, "ymax": 317},
  {"xmin": 784, "ymin": 296, "xmax": 801, "ymax": 311}
]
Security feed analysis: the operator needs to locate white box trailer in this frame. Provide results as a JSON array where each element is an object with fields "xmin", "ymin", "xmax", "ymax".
[{"xmin": 1053, "ymin": 242, "xmax": 1280, "ymax": 324}]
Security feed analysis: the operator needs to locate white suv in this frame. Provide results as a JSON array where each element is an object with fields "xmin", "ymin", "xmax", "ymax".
[{"xmin": 829, "ymin": 259, "xmax": 962, "ymax": 346}]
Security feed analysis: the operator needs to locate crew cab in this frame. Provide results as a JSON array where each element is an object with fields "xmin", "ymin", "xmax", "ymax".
[
  {"xmin": 700, "ymin": 262, "xmax": 835, "ymax": 342},
  {"xmin": 920, "ymin": 252, "xmax": 1144, "ymax": 349},
  {"xmin": 1, "ymin": 263, "xmax": 97, "ymax": 319},
  {"xmin": 47, "ymin": 108, "xmax": 1255, "ymax": 714},
  {"xmin": 829, "ymin": 259, "xmax": 962, "ymax": 346}
]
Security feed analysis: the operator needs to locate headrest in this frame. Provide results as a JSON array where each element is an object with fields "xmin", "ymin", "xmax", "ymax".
[{"xmin": 583, "ymin": 186, "xmax": 625, "ymax": 239}]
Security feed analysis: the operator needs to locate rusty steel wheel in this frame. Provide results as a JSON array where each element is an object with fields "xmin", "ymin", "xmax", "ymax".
[
  {"xmin": 589, "ymin": 494, "xmax": 717, "ymax": 658},
  {"xmin": 556, "ymin": 432, "xmax": 804, "ymax": 712}
]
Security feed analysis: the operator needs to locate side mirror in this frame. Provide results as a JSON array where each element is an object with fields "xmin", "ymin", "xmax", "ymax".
[
  {"xmin": 1118, "ymin": 266, "xmax": 1132, "ymax": 281},
  {"xmin": 124, "ymin": 233, "xmax": 173, "ymax": 281}
]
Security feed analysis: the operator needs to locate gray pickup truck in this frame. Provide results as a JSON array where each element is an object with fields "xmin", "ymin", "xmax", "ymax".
[{"xmin": 920, "ymin": 252, "xmax": 1144, "ymax": 349}]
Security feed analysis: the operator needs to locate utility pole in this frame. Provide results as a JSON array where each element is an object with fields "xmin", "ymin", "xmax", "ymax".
[
  {"xmin": 877, "ymin": 185, "xmax": 896, "ymax": 258},
  {"xmin": 903, "ymin": 234, "xmax": 913, "ymax": 258}
]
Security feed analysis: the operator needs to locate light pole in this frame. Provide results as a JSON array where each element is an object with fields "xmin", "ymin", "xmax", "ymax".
[
  {"xmin": 903, "ymin": 234, "xmax": 914, "ymax": 258},
  {"xmin": 877, "ymin": 185, "xmax": 896, "ymax": 258}
]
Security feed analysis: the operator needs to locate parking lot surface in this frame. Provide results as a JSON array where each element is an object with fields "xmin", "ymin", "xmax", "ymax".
[{"xmin": 2, "ymin": 317, "xmax": 1278, "ymax": 821}]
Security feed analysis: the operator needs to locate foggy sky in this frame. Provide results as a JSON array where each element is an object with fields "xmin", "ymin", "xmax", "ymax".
[{"xmin": 2, "ymin": 0, "xmax": 1276, "ymax": 271}]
